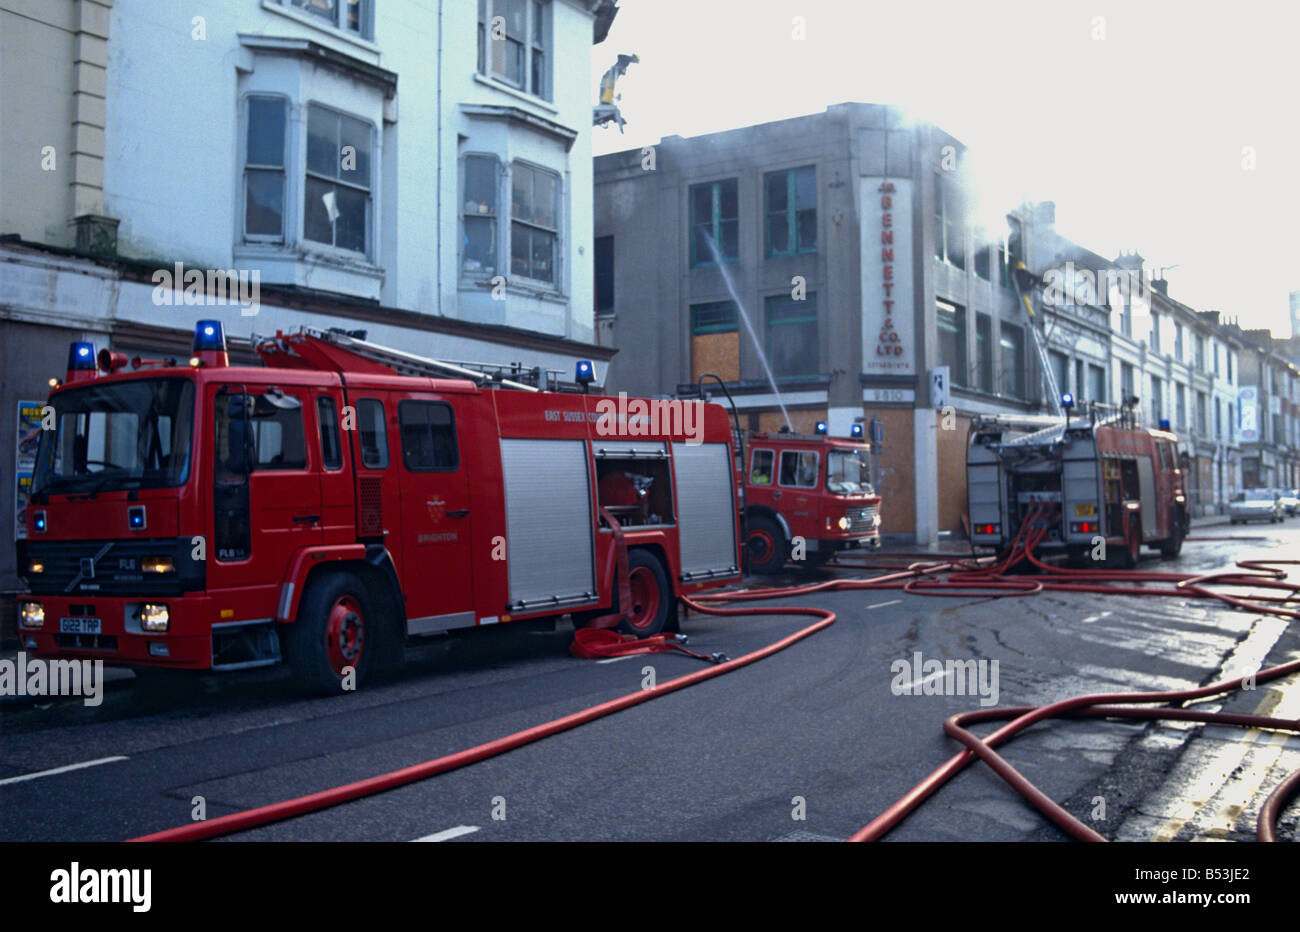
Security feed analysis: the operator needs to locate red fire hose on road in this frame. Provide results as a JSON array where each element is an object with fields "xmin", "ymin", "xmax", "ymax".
[{"xmin": 128, "ymin": 512, "xmax": 1300, "ymax": 842}]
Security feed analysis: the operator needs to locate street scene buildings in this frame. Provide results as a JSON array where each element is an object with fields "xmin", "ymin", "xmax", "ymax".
[
  {"xmin": 1, "ymin": 0, "xmax": 1299, "ymax": 861},
  {"xmin": 1, "ymin": 0, "xmax": 618, "ymax": 596},
  {"xmin": 594, "ymin": 109, "xmax": 1300, "ymax": 543}
]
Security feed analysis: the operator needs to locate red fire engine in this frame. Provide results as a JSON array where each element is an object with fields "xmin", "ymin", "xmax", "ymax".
[
  {"xmin": 740, "ymin": 426, "xmax": 882, "ymax": 574},
  {"xmin": 16, "ymin": 324, "xmax": 742, "ymax": 694},
  {"xmin": 967, "ymin": 399, "xmax": 1189, "ymax": 567}
]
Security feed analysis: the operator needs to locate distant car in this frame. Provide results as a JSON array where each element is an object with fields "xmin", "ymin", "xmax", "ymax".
[
  {"xmin": 1229, "ymin": 489, "xmax": 1283, "ymax": 524},
  {"xmin": 1278, "ymin": 488, "xmax": 1300, "ymax": 517}
]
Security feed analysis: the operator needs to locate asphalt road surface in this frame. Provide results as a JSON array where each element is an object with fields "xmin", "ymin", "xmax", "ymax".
[{"xmin": 3, "ymin": 522, "xmax": 1298, "ymax": 843}]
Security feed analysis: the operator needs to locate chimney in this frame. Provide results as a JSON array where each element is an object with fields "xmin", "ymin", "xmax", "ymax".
[
  {"xmin": 1152, "ymin": 279, "xmax": 1168, "ymax": 295},
  {"xmin": 1114, "ymin": 249, "xmax": 1144, "ymax": 272}
]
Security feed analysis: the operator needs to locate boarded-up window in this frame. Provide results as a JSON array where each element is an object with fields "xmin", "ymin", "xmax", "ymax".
[{"xmin": 691, "ymin": 301, "xmax": 739, "ymax": 383}]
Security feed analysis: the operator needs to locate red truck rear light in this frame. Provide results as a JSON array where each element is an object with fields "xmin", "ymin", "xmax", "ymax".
[
  {"xmin": 974, "ymin": 523, "xmax": 999, "ymax": 535},
  {"xmin": 1070, "ymin": 521, "xmax": 1099, "ymax": 534}
]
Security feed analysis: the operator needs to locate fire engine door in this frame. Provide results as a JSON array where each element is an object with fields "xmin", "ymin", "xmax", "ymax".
[
  {"xmin": 208, "ymin": 383, "xmax": 323, "ymax": 594},
  {"xmin": 311, "ymin": 387, "xmax": 353, "ymax": 546},
  {"xmin": 393, "ymin": 395, "xmax": 475, "ymax": 631}
]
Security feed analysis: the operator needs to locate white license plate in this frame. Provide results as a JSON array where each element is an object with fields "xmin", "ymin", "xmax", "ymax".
[{"xmin": 59, "ymin": 617, "xmax": 101, "ymax": 635}]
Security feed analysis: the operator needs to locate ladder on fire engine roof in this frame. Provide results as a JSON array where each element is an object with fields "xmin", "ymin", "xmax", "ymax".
[
  {"xmin": 973, "ymin": 403, "xmax": 1131, "ymax": 449},
  {"xmin": 1009, "ymin": 260, "xmax": 1062, "ymax": 412},
  {"xmin": 305, "ymin": 328, "xmax": 547, "ymax": 392}
]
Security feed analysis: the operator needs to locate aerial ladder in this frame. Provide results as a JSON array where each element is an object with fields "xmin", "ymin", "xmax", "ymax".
[
  {"xmin": 253, "ymin": 327, "xmax": 591, "ymax": 393},
  {"xmin": 1009, "ymin": 260, "xmax": 1063, "ymax": 412}
]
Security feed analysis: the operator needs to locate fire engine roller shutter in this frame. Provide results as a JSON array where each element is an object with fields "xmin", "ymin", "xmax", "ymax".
[
  {"xmin": 967, "ymin": 441, "xmax": 1003, "ymax": 535},
  {"xmin": 1136, "ymin": 455, "xmax": 1157, "ymax": 537},
  {"xmin": 500, "ymin": 438, "xmax": 596, "ymax": 610},
  {"xmin": 1061, "ymin": 440, "xmax": 1100, "ymax": 539},
  {"xmin": 671, "ymin": 441, "xmax": 739, "ymax": 580}
]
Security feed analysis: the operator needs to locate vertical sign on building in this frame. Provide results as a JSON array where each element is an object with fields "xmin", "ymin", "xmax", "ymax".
[
  {"xmin": 15, "ymin": 400, "xmax": 43, "ymax": 539},
  {"xmin": 862, "ymin": 178, "xmax": 914, "ymax": 376},
  {"xmin": 1239, "ymin": 386, "xmax": 1258, "ymax": 443}
]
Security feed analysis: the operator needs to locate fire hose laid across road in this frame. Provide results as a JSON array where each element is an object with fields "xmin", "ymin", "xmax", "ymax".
[{"xmin": 129, "ymin": 510, "xmax": 1300, "ymax": 843}]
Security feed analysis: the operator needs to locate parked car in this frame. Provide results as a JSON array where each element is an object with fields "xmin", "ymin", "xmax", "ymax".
[
  {"xmin": 1229, "ymin": 488, "xmax": 1283, "ymax": 524},
  {"xmin": 1277, "ymin": 488, "xmax": 1300, "ymax": 517}
]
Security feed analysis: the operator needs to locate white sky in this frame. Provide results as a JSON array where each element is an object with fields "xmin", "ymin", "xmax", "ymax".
[{"xmin": 591, "ymin": 0, "xmax": 1299, "ymax": 337}]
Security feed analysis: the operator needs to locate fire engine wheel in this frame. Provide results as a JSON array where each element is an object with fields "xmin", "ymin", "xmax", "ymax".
[
  {"xmin": 617, "ymin": 550, "xmax": 672, "ymax": 638},
  {"xmin": 287, "ymin": 571, "xmax": 374, "ymax": 695},
  {"xmin": 1119, "ymin": 521, "xmax": 1141, "ymax": 569},
  {"xmin": 1159, "ymin": 512, "xmax": 1185, "ymax": 558},
  {"xmin": 744, "ymin": 516, "xmax": 789, "ymax": 575}
]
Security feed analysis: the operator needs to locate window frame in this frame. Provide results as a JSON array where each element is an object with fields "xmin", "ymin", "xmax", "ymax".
[
  {"xmin": 477, "ymin": 0, "xmax": 552, "ymax": 102},
  {"xmin": 398, "ymin": 400, "xmax": 459, "ymax": 473},
  {"xmin": 509, "ymin": 159, "xmax": 561, "ymax": 286},
  {"xmin": 749, "ymin": 448, "xmax": 775, "ymax": 486},
  {"xmin": 764, "ymin": 165, "xmax": 817, "ymax": 257},
  {"xmin": 241, "ymin": 94, "xmax": 290, "ymax": 244},
  {"xmin": 356, "ymin": 398, "xmax": 390, "ymax": 469},
  {"xmin": 999, "ymin": 322, "xmax": 1025, "ymax": 399},
  {"xmin": 934, "ymin": 177, "xmax": 965, "ymax": 270},
  {"xmin": 936, "ymin": 300, "xmax": 968, "ymax": 387},
  {"xmin": 689, "ymin": 178, "xmax": 739, "ymax": 267},
  {"xmin": 302, "ymin": 101, "xmax": 375, "ymax": 258},
  {"xmin": 691, "ymin": 300, "xmax": 739, "ymax": 335},
  {"xmin": 777, "ymin": 449, "xmax": 820, "ymax": 490},
  {"xmin": 461, "ymin": 152, "xmax": 502, "ymax": 281},
  {"xmin": 765, "ymin": 292, "xmax": 819, "ymax": 381},
  {"xmin": 316, "ymin": 396, "xmax": 343, "ymax": 471},
  {"xmin": 280, "ymin": 0, "xmax": 374, "ymax": 41},
  {"xmin": 239, "ymin": 389, "xmax": 310, "ymax": 472}
]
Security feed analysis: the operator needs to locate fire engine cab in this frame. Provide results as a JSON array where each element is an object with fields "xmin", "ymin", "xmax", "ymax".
[
  {"xmin": 741, "ymin": 424, "xmax": 882, "ymax": 574},
  {"xmin": 967, "ymin": 397, "xmax": 1189, "ymax": 567},
  {"xmin": 16, "ymin": 323, "xmax": 742, "ymax": 694}
]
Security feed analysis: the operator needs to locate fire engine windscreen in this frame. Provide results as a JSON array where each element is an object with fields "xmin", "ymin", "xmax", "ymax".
[
  {"xmin": 32, "ymin": 378, "xmax": 195, "ymax": 494},
  {"xmin": 826, "ymin": 448, "xmax": 872, "ymax": 495}
]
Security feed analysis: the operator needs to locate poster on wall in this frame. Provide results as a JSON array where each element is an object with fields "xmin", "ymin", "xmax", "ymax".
[{"xmin": 15, "ymin": 400, "xmax": 44, "ymax": 540}]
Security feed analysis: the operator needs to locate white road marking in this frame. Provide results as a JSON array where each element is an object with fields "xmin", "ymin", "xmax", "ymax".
[
  {"xmin": 867, "ymin": 600, "xmax": 902, "ymax": 610},
  {"xmin": 411, "ymin": 825, "xmax": 480, "ymax": 842},
  {"xmin": 0, "ymin": 756, "xmax": 128, "ymax": 787},
  {"xmin": 596, "ymin": 655, "xmax": 637, "ymax": 664}
]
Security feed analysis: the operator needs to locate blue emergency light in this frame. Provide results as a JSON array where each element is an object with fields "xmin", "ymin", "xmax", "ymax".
[
  {"xmin": 850, "ymin": 423, "xmax": 863, "ymax": 438},
  {"xmin": 34, "ymin": 510, "xmax": 47, "ymax": 533},
  {"xmin": 815, "ymin": 421, "xmax": 828, "ymax": 435},
  {"xmin": 1060, "ymin": 392, "xmax": 1074, "ymax": 410},
  {"xmin": 193, "ymin": 320, "xmax": 226, "ymax": 352},
  {"xmin": 575, "ymin": 360, "xmax": 594, "ymax": 384},
  {"xmin": 191, "ymin": 320, "xmax": 230, "ymax": 367},
  {"xmin": 1159, "ymin": 418, "xmax": 1171, "ymax": 431},
  {"xmin": 67, "ymin": 342, "xmax": 96, "ymax": 371}
]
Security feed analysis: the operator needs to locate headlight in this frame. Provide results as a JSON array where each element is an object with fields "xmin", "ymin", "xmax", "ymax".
[
  {"xmin": 837, "ymin": 516, "xmax": 851, "ymax": 531},
  {"xmin": 27, "ymin": 560, "xmax": 44, "ymax": 574},
  {"xmin": 141, "ymin": 556, "xmax": 175, "ymax": 574},
  {"xmin": 19, "ymin": 601, "xmax": 45, "ymax": 629},
  {"xmin": 139, "ymin": 603, "xmax": 169, "ymax": 632},
  {"xmin": 873, "ymin": 512, "xmax": 882, "ymax": 526}
]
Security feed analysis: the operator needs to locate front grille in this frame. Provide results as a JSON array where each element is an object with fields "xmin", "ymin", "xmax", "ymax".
[
  {"xmin": 21, "ymin": 538, "xmax": 204, "ymax": 596},
  {"xmin": 846, "ymin": 505, "xmax": 879, "ymax": 534}
]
